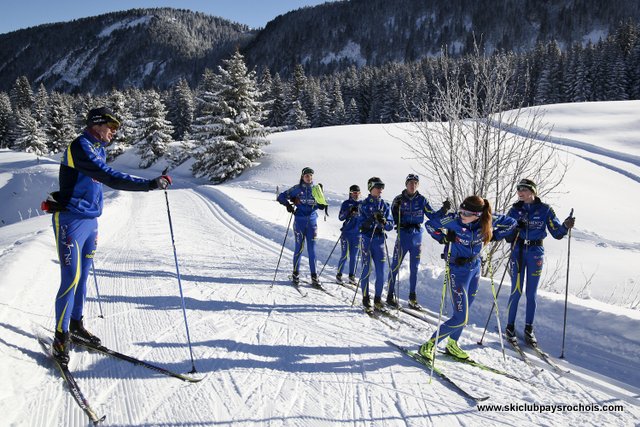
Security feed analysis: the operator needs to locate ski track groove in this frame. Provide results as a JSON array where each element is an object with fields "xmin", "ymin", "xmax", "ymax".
[{"xmin": 10, "ymin": 188, "xmax": 639, "ymax": 425}]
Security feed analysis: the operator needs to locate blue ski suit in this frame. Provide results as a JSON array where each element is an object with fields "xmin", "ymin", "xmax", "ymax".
[
  {"xmin": 387, "ymin": 190, "xmax": 444, "ymax": 298},
  {"xmin": 506, "ymin": 198, "xmax": 569, "ymax": 326},
  {"xmin": 277, "ymin": 182, "xmax": 323, "ymax": 275},
  {"xmin": 337, "ymin": 197, "xmax": 361, "ymax": 276},
  {"xmin": 426, "ymin": 213, "xmax": 516, "ymax": 343},
  {"xmin": 53, "ymin": 130, "xmax": 154, "ymax": 334},
  {"xmin": 357, "ymin": 195, "xmax": 394, "ymax": 299}
]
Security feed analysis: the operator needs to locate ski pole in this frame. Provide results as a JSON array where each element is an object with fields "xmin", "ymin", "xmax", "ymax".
[
  {"xmin": 560, "ymin": 208, "xmax": 574, "ymax": 359},
  {"xmin": 351, "ymin": 225, "xmax": 378, "ymax": 306},
  {"xmin": 90, "ymin": 259, "xmax": 105, "ymax": 319},
  {"xmin": 162, "ymin": 173, "xmax": 197, "ymax": 373},
  {"xmin": 382, "ymin": 227, "xmax": 399, "ymax": 313},
  {"xmin": 430, "ymin": 242, "xmax": 452, "ymax": 383},
  {"xmin": 487, "ymin": 252, "xmax": 506, "ymax": 362},
  {"xmin": 477, "ymin": 231, "xmax": 520, "ymax": 345},
  {"xmin": 318, "ymin": 233, "xmax": 342, "ymax": 279},
  {"xmin": 271, "ymin": 210, "xmax": 294, "ymax": 288}
]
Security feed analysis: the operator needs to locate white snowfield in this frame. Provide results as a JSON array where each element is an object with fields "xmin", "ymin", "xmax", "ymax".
[{"xmin": 0, "ymin": 101, "xmax": 639, "ymax": 426}]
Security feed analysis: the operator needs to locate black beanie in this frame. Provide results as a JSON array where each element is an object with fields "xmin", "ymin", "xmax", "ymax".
[{"xmin": 349, "ymin": 184, "xmax": 360, "ymax": 192}]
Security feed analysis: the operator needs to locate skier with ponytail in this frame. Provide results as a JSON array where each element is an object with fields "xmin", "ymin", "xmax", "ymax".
[
  {"xmin": 418, "ymin": 196, "xmax": 516, "ymax": 361},
  {"xmin": 277, "ymin": 167, "xmax": 328, "ymax": 286}
]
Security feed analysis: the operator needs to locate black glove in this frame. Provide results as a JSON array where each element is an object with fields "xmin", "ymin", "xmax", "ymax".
[
  {"xmin": 444, "ymin": 229, "xmax": 456, "ymax": 243},
  {"xmin": 517, "ymin": 219, "xmax": 527, "ymax": 229},
  {"xmin": 349, "ymin": 205, "xmax": 359, "ymax": 215},
  {"xmin": 285, "ymin": 203, "xmax": 295, "ymax": 213},
  {"xmin": 563, "ymin": 216, "xmax": 575, "ymax": 229},
  {"xmin": 319, "ymin": 204, "xmax": 329, "ymax": 216},
  {"xmin": 151, "ymin": 175, "xmax": 172, "ymax": 190},
  {"xmin": 373, "ymin": 211, "xmax": 386, "ymax": 225},
  {"xmin": 441, "ymin": 200, "xmax": 451, "ymax": 212}
]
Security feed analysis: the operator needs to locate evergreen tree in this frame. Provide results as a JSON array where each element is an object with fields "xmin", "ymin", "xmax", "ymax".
[
  {"xmin": 9, "ymin": 76, "xmax": 34, "ymax": 112},
  {"xmin": 267, "ymin": 73, "xmax": 289, "ymax": 128},
  {"xmin": 137, "ymin": 90, "xmax": 174, "ymax": 168},
  {"xmin": 168, "ymin": 79, "xmax": 195, "ymax": 140},
  {"xmin": 192, "ymin": 50, "xmax": 269, "ymax": 183},
  {"xmin": 46, "ymin": 92, "xmax": 76, "ymax": 153},
  {"xmin": 345, "ymin": 98, "xmax": 360, "ymax": 124},
  {"xmin": 105, "ymin": 89, "xmax": 135, "ymax": 161},
  {"xmin": 312, "ymin": 91, "xmax": 331, "ymax": 127},
  {"xmin": 329, "ymin": 80, "xmax": 346, "ymax": 125},
  {"xmin": 0, "ymin": 93, "xmax": 13, "ymax": 148},
  {"xmin": 286, "ymin": 100, "xmax": 310, "ymax": 129},
  {"xmin": 33, "ymin": 84, "xmax": 49, "ymax": 127},
  {"xmin": 13, "ymin": 109, "xmax": 47, "ymax": 156}
]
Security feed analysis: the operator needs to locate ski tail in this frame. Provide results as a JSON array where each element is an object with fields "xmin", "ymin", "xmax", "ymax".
[{"xmin": 38, "ymin": 337, "xmax": 106, "ymax": 425}]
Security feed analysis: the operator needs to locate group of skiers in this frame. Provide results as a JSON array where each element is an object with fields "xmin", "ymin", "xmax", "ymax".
[
  {"xmin": 43, "ymin": 106, "xmax": 575, "ymax": 367},
  {"xmin": 277, "ymin": 168, "xmax": 575, "ymax": 362}
]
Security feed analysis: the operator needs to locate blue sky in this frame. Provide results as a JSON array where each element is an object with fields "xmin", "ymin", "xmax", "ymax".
[{"xmin": 0, "ymin": 0, "xmax": 331, "ymax": 35}]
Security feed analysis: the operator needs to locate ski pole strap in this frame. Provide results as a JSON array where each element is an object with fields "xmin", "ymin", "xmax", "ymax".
[{"xmin": 518, "ymin": 238, "xmax": 543, "ymax": 246}]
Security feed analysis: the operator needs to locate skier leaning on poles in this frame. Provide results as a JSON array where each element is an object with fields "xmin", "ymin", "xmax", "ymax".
[
  {"xmin": 418, "ymin": 196, "xmax": 516, "ymax": 362},
  {"xmin": 336, "ymin": 184, "xmax": 362, "ymax": 285},
  {"xmin": 42, "ymin": 107, "xmax": 172, "ymax": 365},
  {"xmin": 357, "ymin": 177, "xmax": 394, "ymax": 310},
  {"xmin": 277, "ymin": 167, "xmax": 328, "ymax": 286},
  {"xmin": 386, "ymin": 174, "xmax": 450, "ymax": 310},
  {"xmin": 504, "ymin": 178, "xmax": 575, "ymax": 346}
]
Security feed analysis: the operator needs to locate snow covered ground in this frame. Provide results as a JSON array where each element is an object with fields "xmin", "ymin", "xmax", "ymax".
[{"xmin": 0, "ymin": 101, "xmax": 638, "ymax": 426}]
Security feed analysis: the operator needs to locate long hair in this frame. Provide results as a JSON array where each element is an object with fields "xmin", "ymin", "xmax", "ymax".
[{"xmin": 461, "ymin": 196, "xmax": 493, "ymax": 244}]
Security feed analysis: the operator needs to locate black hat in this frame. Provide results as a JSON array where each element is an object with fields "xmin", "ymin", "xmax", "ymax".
[
  {"xmin": 367, "ymin": 177, "xmax": 385, "ymax": 191},
  {"xmin": 517, "ymin": 179, "xmax": 537, "ymax": 195},
  {"xmin": 405, "ymin": 173, "xmax": 419, "ymax": 184},
  {"xmin": 301, "ymin": 166, "xmax": 314, "ymax": 175},
  {"xmin": 349, "ymin": 184, "xmax": 360, "ymax": 192},
  {"xmin": 86, "ymin": 107, "xmax": 120, "ymax": 128}
]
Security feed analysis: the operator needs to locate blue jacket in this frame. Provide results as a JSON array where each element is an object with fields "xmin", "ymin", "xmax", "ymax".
[
  {"xmin": 391, "ymin": 190, "xmax": 443, "ymax": 231},
  {"xmin": 278, "ymin": 182, "xmax": 320, "ymax": 220},
  {"xmin": 338, "ymin": 198, "xmax": 360, "ymax": 235},
  {"xmin": 426, "ymin": 213, "xmax": 517, "ymax": 262},
  {"xmin": 507, "ymin": 198, "xmax": 568, "ymax": 241},
  {"xmin": 58, "ymin": 130, "xmax": 152, "ymax": 218},
  {"xmin": 358, "ymin": 195, "xmax": 394, "ymax": 236}
]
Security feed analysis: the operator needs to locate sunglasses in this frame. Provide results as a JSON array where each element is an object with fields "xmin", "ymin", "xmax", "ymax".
[
  {"xmin": 459, "ymin": 209, "xmax": 482, "ymax": 218},
  {"xmin": 516, "ymin": 186, "xmax": 532, "ymax": 192},
  {"xmin": 106, "ymin": 122, "xmax": 119, "ymax": 131}
]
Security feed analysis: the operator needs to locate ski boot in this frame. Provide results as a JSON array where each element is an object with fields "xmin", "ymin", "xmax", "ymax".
[
  {"xmin": 505, "ymin": 323, "xmax": 517, "ymax": 344},
  {"xmin": 362, "ymin": 295, "xmax": 372, "ymax": 311},
  {"xmin": 386, "ymin": 294, "xmax": 399, "ymax": 308},
  {"xmin": 52, "ymin": 330, "xmax": 70, "ymax": 365},
  {"xmin": 291, "ymin": 271, "xmax": 300, "ymax": 285},
  {"xmin": 336, "ymin": 273, "xmax": 343, "ymax": 284},
  {"xmin": 311, "ymin": 273, "xmax": 322, "ymax": 288},
  {"xmin": 348, "ymin": 274, "xmax": 357, "ymax": 285},
  {"xmin": 373, "ymin": 296, "xmax": 384, "ymax": 311},
  {"xmin": 70, "ymin": 317, "xmax": 102, "ymax": 346},
  {"xmin": 524, "ymin": 324, "xmax": 538, "ymax": 346},
  {"xmin": 445, "ymin": 338, "xmax": 469, "ymax": 360},
  {"xmin": 418, "ymin": 339, "xmax": 436, "ymax": 362},
  {"xmin": 407, "ymin": 293, "xmax": 423, "ymax": 310}
]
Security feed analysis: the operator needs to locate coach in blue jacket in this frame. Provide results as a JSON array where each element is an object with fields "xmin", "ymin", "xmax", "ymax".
[{"xmin": 50, "ymin": 107, "xmax": 172, "ymax": 365}]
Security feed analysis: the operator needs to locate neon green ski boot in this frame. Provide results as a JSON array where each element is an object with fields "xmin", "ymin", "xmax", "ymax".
[
  {"xmin": 418, "ymin": 339, "xmax": 436, "ymax": 361},
  {"xmin": 445, "ymin": 338, "xmax": 469, "ymax": 360}
]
